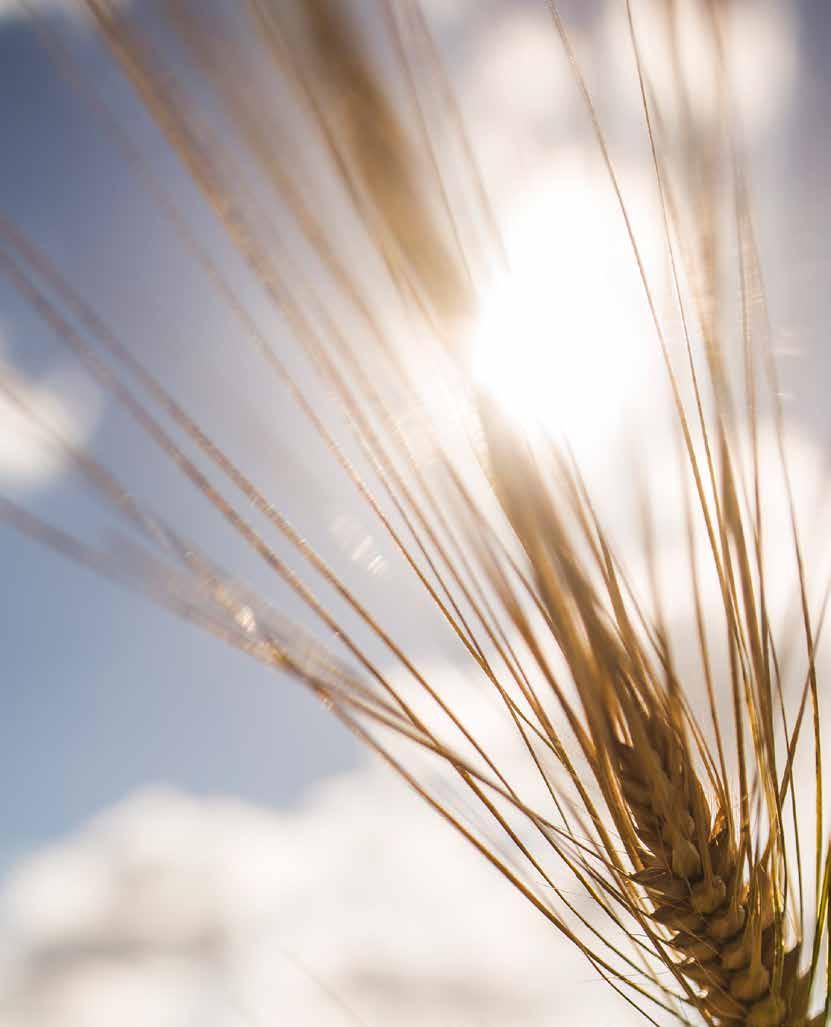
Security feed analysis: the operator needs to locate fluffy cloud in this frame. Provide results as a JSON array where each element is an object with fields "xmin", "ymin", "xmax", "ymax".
[
  {"xmin": 0, "ymin": 348, "xmax": 101, "ymax": 493},
  {"xmin": 0, "ymin": 771, "xmax": 642, "ymax": 1027}
]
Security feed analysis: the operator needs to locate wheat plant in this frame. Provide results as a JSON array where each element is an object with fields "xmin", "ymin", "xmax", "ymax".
[{"xmin": 1, "ymin": 1, "xmax": 828, "ymax": 1024}]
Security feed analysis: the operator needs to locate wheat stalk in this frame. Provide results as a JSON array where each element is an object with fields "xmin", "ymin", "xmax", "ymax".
[{"xmin": 1, "ymin": 1, "xmax": 828, "ymax": 1024}]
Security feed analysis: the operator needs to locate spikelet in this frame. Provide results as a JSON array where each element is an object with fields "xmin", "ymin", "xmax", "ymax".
[{"xmin": 480, "ymin": 396, "xmax": 823, "ymax": 1027}]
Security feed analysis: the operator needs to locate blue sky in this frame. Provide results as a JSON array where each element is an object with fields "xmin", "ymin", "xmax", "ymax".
[
  {"xmin": 1, "ymin": 0, "xmax": 830, "ymax": 873},
  {"xmin": 0, "ymin": 6, "xmax": 361, "ymax": 861}
]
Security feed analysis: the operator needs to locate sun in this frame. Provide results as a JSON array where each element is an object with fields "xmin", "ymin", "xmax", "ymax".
[{"xmin": 472, "ymin": 156, "xmax": 662, "ymax": 456}]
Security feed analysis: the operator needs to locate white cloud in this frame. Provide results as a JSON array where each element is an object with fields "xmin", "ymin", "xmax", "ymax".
[
  {"xmin": 0, "ymin": 774, "xmax": 643, "ymax": 1027},
  {"xmin": 0, "ymin": 348, "xmax": 101, "ymax": 493}
]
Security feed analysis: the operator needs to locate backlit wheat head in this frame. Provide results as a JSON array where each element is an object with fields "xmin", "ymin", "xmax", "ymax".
[{"xmin": 1, "ymin": 1, "xmax": 828, "ymax": 1024}]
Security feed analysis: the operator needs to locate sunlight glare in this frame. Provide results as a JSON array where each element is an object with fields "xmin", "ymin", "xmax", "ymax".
[{"xmin": 473, "ymin": 157, "xmax": 661, "ymax": 454}]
